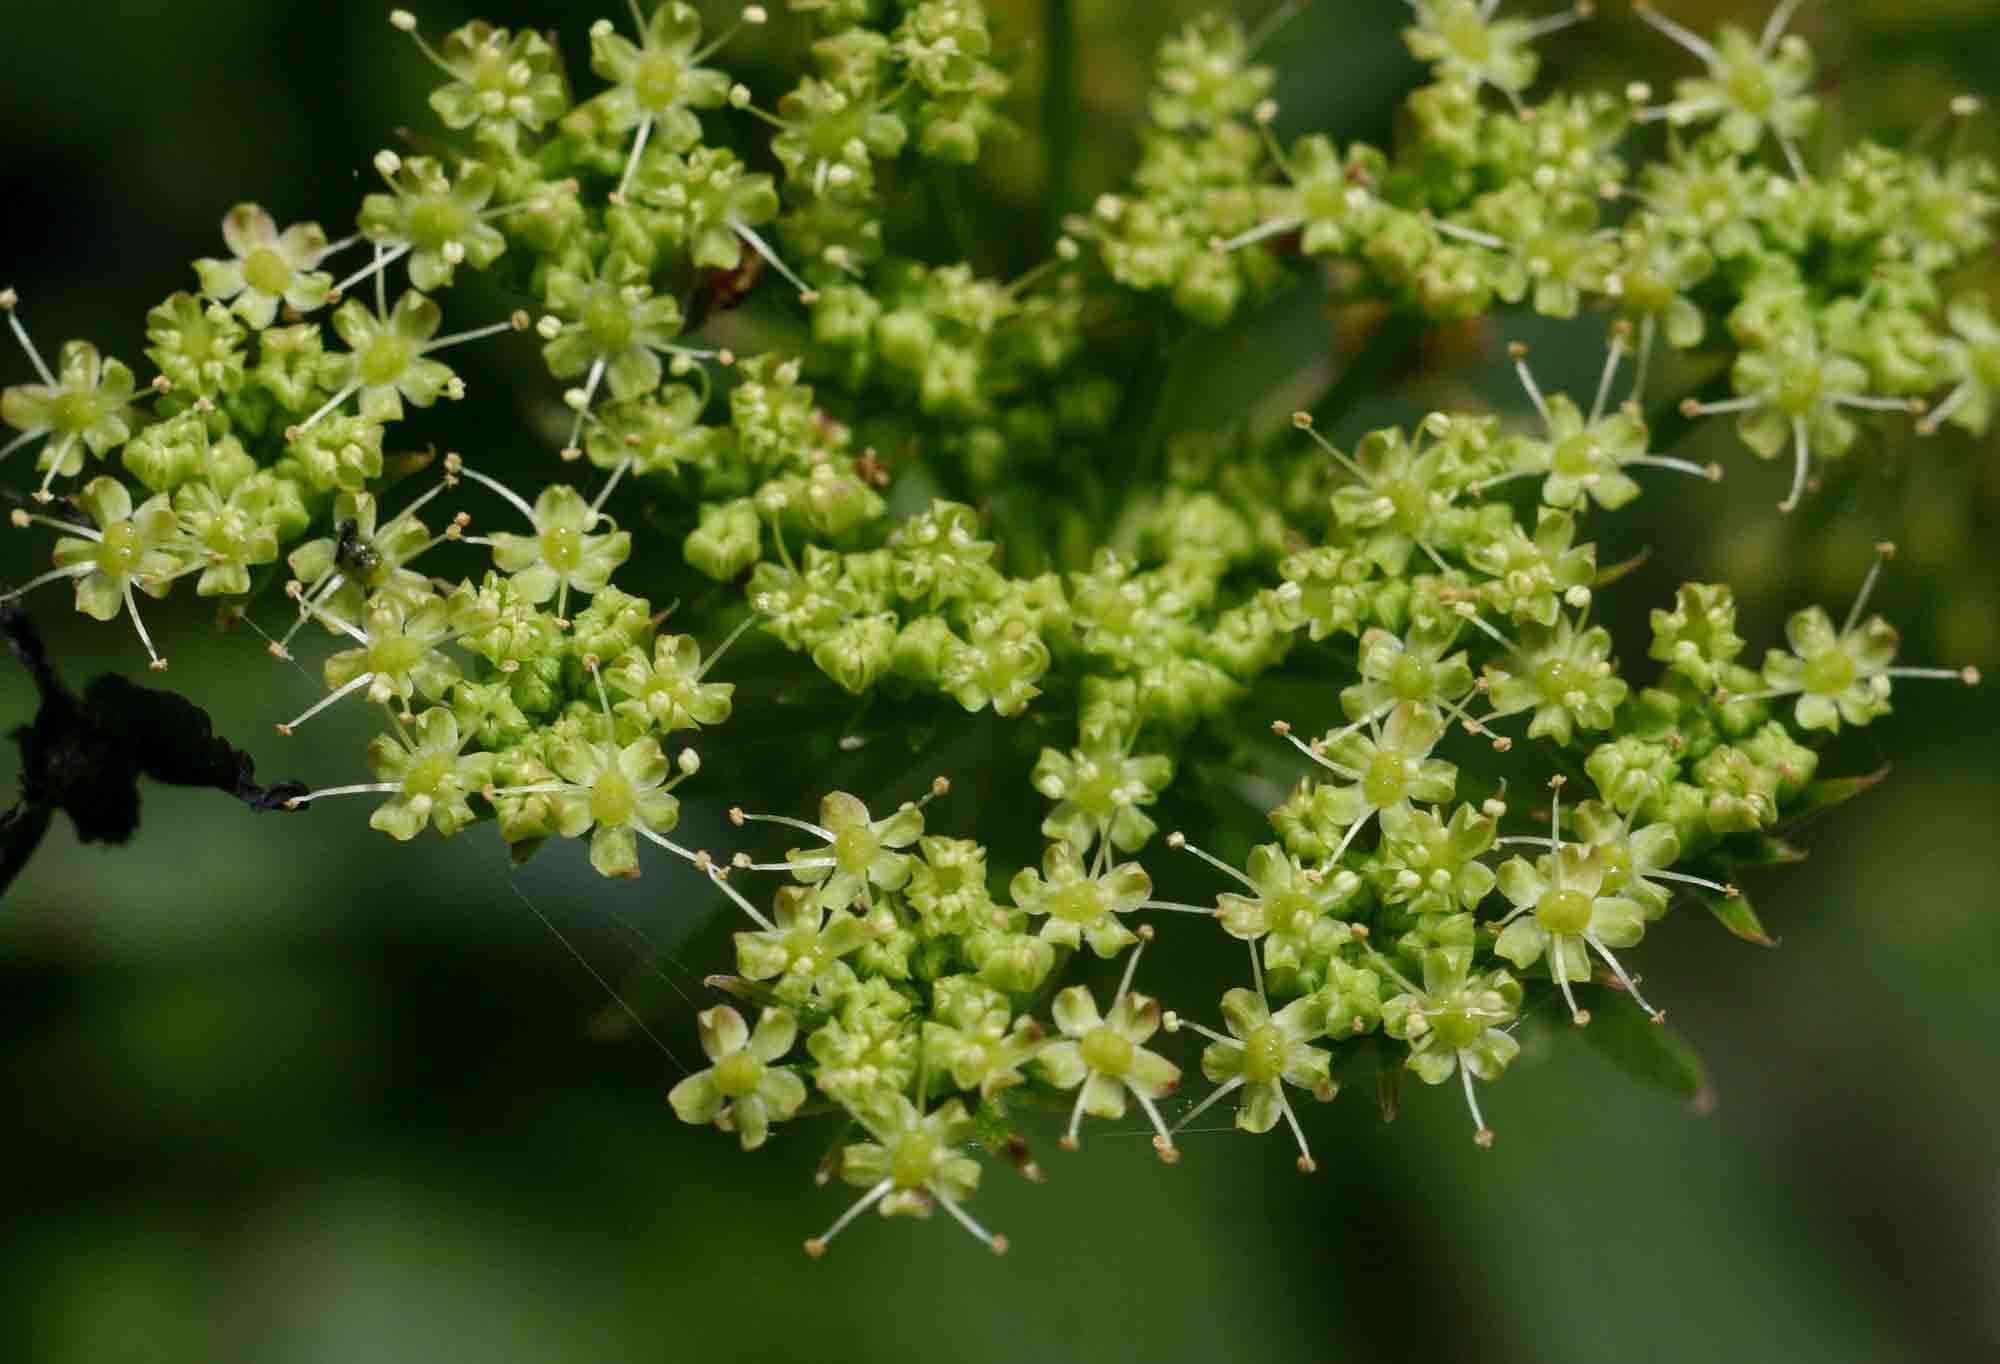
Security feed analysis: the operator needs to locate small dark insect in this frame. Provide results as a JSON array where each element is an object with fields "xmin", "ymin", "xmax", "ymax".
[
  {"xmin": 685, "ymin": 252, "xmax": 767, "ymax": 333},
  {"xmin": 333, "ymin": 517, "xmax": 383, "ymax": 579},
  {"xmin": 1, "ymin": 600, "xmax": 308, "ymax": 901}
]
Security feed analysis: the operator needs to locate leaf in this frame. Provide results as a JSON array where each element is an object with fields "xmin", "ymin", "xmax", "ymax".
[
  {"xmin": 1592, "ymin": 544, "xmax": 1653, "ymax": 589},
  {"xmin": 1579, "ymin": 991, "xmax": 1714, "ymax": 1110},
  {"xmin": 1701, "ymin": 884, "xmax": 1777, "ymax": 947},
  {"xmin": 1727, "ymin": 836, "xmax": 1808, "ymax": 867},
  {"xmin": 1777, "ymin": 764, "xmax": 1892, "ymax": 832},
  {"xmin": 1376, "ymin": 1049, "xmax": 1401, "ymax": 1124},
  {"xmin": 974, "ymin": 1096, "xmax": 1045, "ymax": 1182}
]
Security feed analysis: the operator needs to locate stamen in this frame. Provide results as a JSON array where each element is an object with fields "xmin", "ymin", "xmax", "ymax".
[
  {"xmin": 730, "ymin": 809, "xmax": 836, "ymax": 842},
  {"xmin": 1778, "ymin": 415, "xmax": 1810, "ymax": 513},
  {"xmin": 1588, "ymin": 325, "xmax": 1628, "ymax": 426},
  {"xmin": 1289, "ymin": 412, "xmax": 1377, "ymax": 485},
  {"xmin": 1169, "ymin": 1075, "xmax": 1245, "ymax": 1136},
  {"xmin": 1137, "ymin": 899, "xmax": 1222, "ymax": 917},
  {"xmin": 564, "ymin": 356, "xmax": 609, "ymax": 456},
  {"xmin": 1550, "ymin": 936, "xmax": 1590, "ymax": 1025},
  {"xmin": 1510, "ymin": 343, "xmax": 1553, "ymax": 428},
  {"xmin": 1432, "ymin": 218, "xmax": 1508, "ymax": 251},
  {"xmin": 450, "ymin": 460, "xmax": 541, "ymax": 526},
  {"xmin": 1759, "ymin": 0, "xmax": 1804, "ymax": 57},
  {"xmin": 1278, "ymin": 1090, "xmax": 1316, "ymax": 1174},
  {"xmin": 1844, "ymin": 542, "xmax": 1893, "ymax": 634},
  {"xmin": 1210, "ymin": 218, "xmax": 1303, "ymax": 255},
  {"xmin": 1164, "ymin": 830, "xmax": 1259, "ymax": 892},
  {"xmin": 1633, "ymin": 1, "xmax": 1722, "ymax": 68},
  {"xmin": 1523, "ymin": 4, "xmax": 1593, "ymax": 42},
  {"xmin": 282, "ymin": 781, "xmax": 401, "ymax": 807},
  {"xmin": 2, "ymin": 292, "xmax": 58, "ymax": 387},
  {"xmin": 276, "ymin": 670, "xmax": 377, "ymax": 734},
  {"xmin": 326, "ymin": 241, "xmax": 413, "ymax": 304},
  {"xmin": 1587, "ymin": 933, "xmax": 1663, "ymax": 1019},
  {"xmin": 0, "ymin": 560, "xmax": 92, "ymax": 603},
  {"xmin": 934, "ymin": 1193, "xmax": 1009, "ymax": 1254},
  {"xmin": 1679, "ymin": 394, "xmax": 1763, "ymax": 417},
  {"xmin": 731, "ymin": 220, "xmax": 819, "ymax": 302},
  {"xmin": 1917, "ymin": 382, "xmax": 1973, "ymax": 436},
  {"xmin": 616, "ymin": 116, "xmax": 655, "ymax": 202},
  {"xmin": 122, "ymin": 581, "xmax": 167, "ymax": 671},
  {"xmin": 1460, "ymin": 1058, "xmax": 1495, "ymax": 1147},
  {"xmin": 803, "ymin": 1178, "xmax": 892, "ymax": 1257}
]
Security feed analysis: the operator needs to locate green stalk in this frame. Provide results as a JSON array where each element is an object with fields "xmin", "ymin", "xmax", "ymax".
[{"xmin": 1042, "ymin": 0, "xmax": 1076, "ymax": 246}]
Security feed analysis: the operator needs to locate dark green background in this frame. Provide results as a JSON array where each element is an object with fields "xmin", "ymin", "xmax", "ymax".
[{"xmin": 3, "ymin": 2, "xmax": 1997, "ymax": 1360}]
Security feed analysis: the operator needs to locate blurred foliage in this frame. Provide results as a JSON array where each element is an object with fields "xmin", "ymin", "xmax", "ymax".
[{"xmin": 2, "ymin": 1, "xmax": 1997, "ymax": 1361}]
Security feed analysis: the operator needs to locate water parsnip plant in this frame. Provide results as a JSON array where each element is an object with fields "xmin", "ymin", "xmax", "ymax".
[{"xmin": 2, "ymin": 0, "xmax": 1990, "ymax": 1260}]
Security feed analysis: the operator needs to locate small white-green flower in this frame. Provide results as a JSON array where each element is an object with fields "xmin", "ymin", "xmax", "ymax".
[
  {"xmin": 1034, "ymin": 935, "xmax": 1180, "ymax": 1160},
  {"xmin": 669, "ymin": 1006, "xmax": 806, "ymax": 1151},
  {"xmin": 807, "ymin": 1094, "xmax": 1004, "ymax": 1257},
  {"xmin": 194, "ymin": 203, "xmax": 335, "ymax": 328}
]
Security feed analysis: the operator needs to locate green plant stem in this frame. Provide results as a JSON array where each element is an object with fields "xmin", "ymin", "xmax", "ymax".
[{"xmin": 1042, "ymin": 0, "xmax": 1076, "ymax": 246}]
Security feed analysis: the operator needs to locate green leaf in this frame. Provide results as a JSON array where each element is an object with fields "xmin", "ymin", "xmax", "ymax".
[
  {"xmin": 1777, "ymin": 764, "xmax": 1892, "ymax": 831},
  {"xmin": 1579, "ymin": 991, "xmax": 1714, "ymax": 1109},
  {"xmin": 1701, "ymin": 884, "xmax": 1777, "ymax": 947},
  {"xmin": 1727, "ymin": 835, "xmax": 1808, "ymax": 867}
]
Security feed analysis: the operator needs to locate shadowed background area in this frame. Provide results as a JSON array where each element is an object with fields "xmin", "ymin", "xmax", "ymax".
[{"xmin": 2, "ymin": 2, "xmax": 1997, "ymax": 1360}]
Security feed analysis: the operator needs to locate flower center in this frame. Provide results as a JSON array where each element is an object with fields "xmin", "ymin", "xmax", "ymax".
[
  {"xmin": 1243, "ymin": 1024, "xmax": 1287, "ymax": 1085},
  {"xmin": 713, "ymin": 1049, "xmax": 764, "ymax": 1099},
  {"xmin": 370, "ymin": 634, "xmax": 426, "ymax": 677},
  {"xmin": 359, "ymin": 334, "xmax": 414, "ymax": 388},
  {"xmin": 889, "ymin": 1130, "xmax": 938, "ymax": 1189},
  {"xmin": 1801, "ymin": 647, "xmax": 1857, "ymax": 695},
  {"xmin": 1535, "ymin": 886, "xmax": 1593, "ymax": 935},
  {"xmin": 1363, "ymin": 750, "xmax": 1412, "ymax": 809},
  {"xmin": 1048, "ymin": 880, "xmax": 1104, "ymax": 925},
  {"xmin": 833, "ymin": 824, "xmax": 881, "ymax": 876},
  {"xmin": 583, "ymin": 295, "xmax": 636, "ymax": 355},
  {"xmin": 1388, "ymin": 653, "xmax": 1434, "ymax": 702},
  {"xmin": 1552, "ymin": 432, "xmax": 1601, "ymax": 479},
  {"xmin": 408, "ymin": 195, "xmax": 473, "ymax": 251},
  {"xmin": 539, "ymin": 523, "xmax": 583, "ymax": 573},
  {"xmin": 95, "ymin": 520, "xmax": 143, "ymax": 576},
  {"xmin": 243, "ymin": 246, "xmax": 293, "ymax": 297},
  {"xmin": 1080, "ymin": 1025, "xmax": 1134, "ymax": 1076},
  {"xmin": 403, "ymin": 752, "xmax": 453, "ymax": 800},
  {"xmin": 635, "ymin": 53, "xmax": 686, "ymax": 113},
  {"xmin": 590, "ymin": 768, "xmax": 637, "ymax": 828},
  {"xmin": 1428, "ymin": 999, "xmax": 1486, "ymax": 1050}
]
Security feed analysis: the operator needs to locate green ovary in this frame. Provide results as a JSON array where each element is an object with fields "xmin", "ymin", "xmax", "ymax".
[
  {"xmin": 1389, "ymin": 654, "xmax": 1434, "ymax": 701},
  {"xmin": 833, "ymin": 824, "xmax": 881, "ymax": 876},
  {"xmin": 713, "ymin": 1050, "xmax": 764, "ymax": 1099},
  {"xmin": 1428, "ymin": 1000, "xmax": 1485, "ymax": 1050},
  {"xmin": 1535, "ymin": 657, "xmax": 1576, "ymax": 703},
  {"xmin": 1552, "ymin": 433, "xmax": 1600, "ymax": 478},
  {"xmin": 1243, "ymin": 1025, "xmax": 1286, "ymax": 1085},
  {"xmin": 95, "ymin": 521, "xmax": 142, "ymax": 576},
  {"xmin": 634, "ymin": 55, "xmax": 685, "ymax": 113},
  {"xmin": 1048, "ymin": 881, "xmax": 1104, "ymax": 925},
  {"xmin": 243, "ymin": 247, "xmax": 292, "ymax": 296},
  {"xmin": 540, "ymin": 524, "xmax": 582, "ymax": 573},
  {"xmin": 1363, "ymin": 751, "xmax": 1411, "ymax": 808},
  {"xmin": 1802, "ymin": 648, "xmax": 1857, "ymax": 695},
  {"xmin": 590, "ymin": 769, "xmax": 636, "ymax": 828},
  {"xmin": 1080, "ymin": 1026, "xmax": 1133, "ymax": 1077},
  {"xmin": 583, "ymin": 297, "xmax": 635, "ymax": 354},
  {"xmin": 408, "ymin": 196, "xmax": 472, "ymax": 250},
  {"xmin": 402, "ymin": 752, "xmax": 453, "ymax": 800},
  {"xmin": 370, "ymin": 635, "xmax": 426, "ymax": 676},
  {"xmin": 359, "ymin": 335, "xmax": 413, "ymax": 387},
  {"xmin": 1535, "ymin": 887, "xmax": 1593, "ymax": 935},
  {"xmin": 889, "ymin": 1131, "xmax": 938, "ymax": 1189}
]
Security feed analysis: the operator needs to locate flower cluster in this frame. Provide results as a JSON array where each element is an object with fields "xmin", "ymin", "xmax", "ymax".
[{"xmin": 2, "ymin": 0, "xmax": 1988, "ymax": 1259}]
